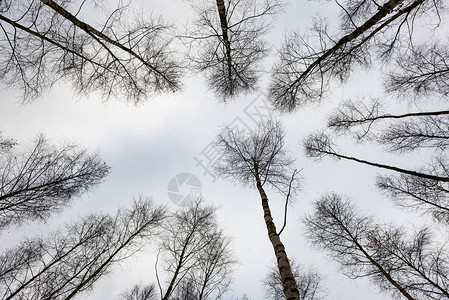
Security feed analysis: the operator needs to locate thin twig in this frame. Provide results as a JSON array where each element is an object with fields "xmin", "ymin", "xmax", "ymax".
[
  {"xmin": 278, "ymin": 169, "xmax": 298, "ymax": 236},
  {"xmin": 155, "ymin": 249, "xmax": 163, "ymax": 300}
]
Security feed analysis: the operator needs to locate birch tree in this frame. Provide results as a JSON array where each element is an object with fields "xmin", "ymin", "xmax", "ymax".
[
  {"xmin": 386, "ymin": 41, "xmax": 449, "ymax": 99},
  {"xmin": 304, "ymin": 193, "xmax": 449, "ymax": 299},
  {"xmin": 304, "ymin": 131, "xmax": 449, "ymax": 221},
  {"xmin": 119, "ymin": 284, "xmax": 157, "ymax": 300},
  {"xmin": 304, "ymin": 132, "xmax": 449, "ymax": 182},
  {"xmin": 215, "ymin": 121, "xmax": 300, "ymax": 300},
  {"xmin": 269, "ymin": 0, "xmax": 442, "ymax": 111},
  {"xmin": 305, "ymin": 95, "xmax": 449, "ymax": 224},
  {"xmin": 0, "ymin": 197, "xmax": 166, "ymax": 300},
  {"xmin": 327, "ymin": 98, "xmax": 449, "ymax": 148},
  {"xmin": 156, "ymin": 201, "xmax": 236, "ymax": 300},
  {"xmin": 184, "ymin": 0, "xmax": 284, "ymax": 101},
  {"xmin": 0, "ymin": 0, "xmax": 183, "ymax": 103},
  {"xmin": 0, "ymin": 134, "xmax": 109, "ymax": 231},
  {"xmin": 263, "ymin": 260, "xmax": 326, "ymax": 300},
  {"xmin": 376, "ymin": 171, "xmax": 449, "ymax": 224}
]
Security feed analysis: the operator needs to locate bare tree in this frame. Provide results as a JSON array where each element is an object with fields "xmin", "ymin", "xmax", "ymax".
[
  {"xmin": 269, "ymin": 0, "xmax": 442, "ymax": 111},
  {"xmin": 119, "ymin": 284, "xmax": 157, "ymax": 300},
  {"xmin": 0, "ymin": 0, "xmax": 183, "ymax": 103},
  {"xmin": 0, "ymin": 134, "xmax": 15, "ymax": 152},
  {"xmin": 304, "ymin": 132, "xmax": 449, "ymax": 183},
  {"xmin": 370, "ymin": 226, "xmax": 449, "ymax": 299},
  {"xmin": 303, "ymin": 89, "xmax": 449, "ymax": 225},
  {"xmin": 0, "ymin": 135, "xmax": 109, "ymax": 231},
  {"xmin": 327, "ymin": 98, "xmax": 449, "ymax": 150},
  {"xmin": 176, "ymin": 232, "xmax": 235, "ymax": 300},
  {"xmin": 386, "ymin": 42, "xmax": 449, "ymax": 99},
  {"xmin": 215, "ymin": 121, "xmax": 300, "ymax": 300},
  {"xmin": 263, "ymin": 260, "xmax": 326, "ymax": 300},
  {"xmin": 304, "ymin": 131, "xmax": 449, "ymax": 223},
  {"xmin": 378, "ymin": 115, "xmax": 449, "ymax": 153},
  {"xmin": 156, "ymin": 200, "xmax": 236, "ymax": 300},
  {"xmin": 377, "ymin": 171, "xmax": 449, "ymax": 224},
  {"xmin": 268, "ymin": 1, "xmax": 449, "ymax": 298},
  {"xmin": 0, "ymin": 197, "xmax": 166, "ymax": 300},
  {"xmin": 169, "ymin": 280, "xmax": 199, "ymax": 300},
  {"xmin": 184, "ymin": 0, "xmax": 284, "ymax": 101},
  {"xmin": 304, "ymin": 193, "xmax": 449, "ymax": 299}
]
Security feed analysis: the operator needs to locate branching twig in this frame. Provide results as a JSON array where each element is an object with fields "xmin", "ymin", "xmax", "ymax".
[{"xmin": 278, "ymin": 169, "xmax": 299, "ymax": 236}]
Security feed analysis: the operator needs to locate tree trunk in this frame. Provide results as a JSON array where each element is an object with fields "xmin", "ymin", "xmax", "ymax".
[
  {"xmin": 337, "ymin": 220, "xmax": 415, "ymax": 300},
  {"xmin": 215, "ymin": 0, "xmax": 233, "ymax": 78},
  {"xmin": 161, "ymin": 251, "xmax": 184, "ymax": 300},
  {"xmin": 352, "ymin": 109, "xmax": 449, "ymax": 124},
  {"xmin": 321, "ymin": 150, "xmax": 449, "ymax": 182},
  {"xmin": 161, "ymin": 228, "xmax": 196, "ymax": 300},
  {"xmin": 255, "ymin": 175, "xmax": 300, "ymax": 300},
  {"xmin": 289, "ymin": 0, "xmax": 416, "ymax": 87}
]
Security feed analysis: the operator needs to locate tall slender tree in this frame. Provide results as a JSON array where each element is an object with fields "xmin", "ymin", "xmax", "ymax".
[
  {"xmin": 327, "ymin": 98, "xmax": 449, "ymax": 149},
  {"xmin": 0, "ymin": 134, "xmax": 109, "ymax": 231},
  {"xmin": 304, "ymin": 193, "xmax": 449, "ymax": 299},
  {"xmin": 0, "ymin": 0, "xmax": 183, "ymax": 103},
  {"xmin": 215, "ymin": 121, "xmax": 300, "ymax": 300},
  {"xmin": 305, "ymin": 97, "xmax": 449, "ymax": 224},
  {"xmin": 0, "ymin": 197, "xmax": 166, "ymax": 300},
  {"xmin": 386, "ymin": 41, "xmax": 449, "ymax": 99},
  {"xmin": 184, "ymin": 0, "xmax": 284, "ymax": 101},
  {"xmin": 304, "ymin": 132, "xmax": 449, "ymax": 182},
  {"xmin": 269, "ymin": 0, "xmax": 441, "ymax": 111},
  {"xmin": 377, "ymin": 171, "xmax": 449, "ymax": 224},
  {"xmin": 157, "ymin": 200, "xmax": 236, "ymax": 300}
]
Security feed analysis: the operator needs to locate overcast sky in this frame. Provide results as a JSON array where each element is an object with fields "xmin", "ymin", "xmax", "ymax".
[{"xmin": 0, "ymin": 1, "xmax": 444, "ymax": 299}]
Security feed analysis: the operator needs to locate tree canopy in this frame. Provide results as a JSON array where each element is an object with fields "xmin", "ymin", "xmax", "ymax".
[{"xmin": 1, "ymin": 0, "xmax": 449, "ymax": 299}]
